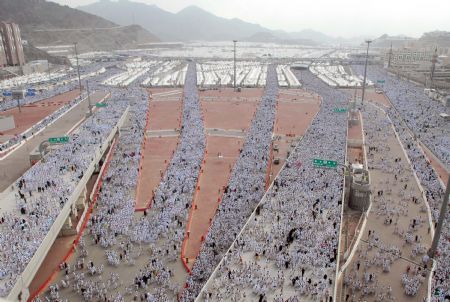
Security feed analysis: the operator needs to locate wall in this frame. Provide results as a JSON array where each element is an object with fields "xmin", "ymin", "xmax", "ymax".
[{"xmin": 6, "ymin": 106, "xmax": 129, "ymax": 301}]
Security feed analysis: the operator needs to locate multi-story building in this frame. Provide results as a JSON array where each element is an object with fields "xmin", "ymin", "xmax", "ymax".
[
  {"xmin": 384, "ymin": 48, "xmax": 433, "ymax": 70},
  {"xmin": 0, "ymin": 31, "xmax": 7, "ymax": 67},
  {"xmin": 0, "ymin": 22, "xmax": 25, "ymax": 66}
]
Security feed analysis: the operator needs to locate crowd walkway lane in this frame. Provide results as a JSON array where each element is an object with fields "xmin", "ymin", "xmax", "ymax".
[
  {"xmin": 270, "ymin": 89, "xmax": 321, "ymax": 182},
  {"xmin": 135, "ymin": 89, "xmax": 183, "ymax": 211},
  {"xmin": 0, "ymin": 89, "xmax": 81, "ymax": 139},
  {"xmin": 362, "ymin": 88, "xmax": 449, "ymax": 187},
  {"xmin": 0, "ymin": 91, "xmax": 109, "ymax": 192},
  {"xmin": 182, "ymin": 136, "xmax": 244, "ymax": 269},
  {"xmin": 181, "ymin": 88, "xmax": 262, "ymax": 271},
  {"xmin": 341, "ymin": 104, "xmax": 433, "ymax": 302},
  {"xmin": 27, "ymin": 137, "xmax": 118, "ymax": 300}
]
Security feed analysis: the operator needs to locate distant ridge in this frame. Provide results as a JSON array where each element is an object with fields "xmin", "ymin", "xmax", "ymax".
[
  {"xmin": 0, "ymin": 0, "xmax": 160, "ymax": 52},
  {"xmin": 78, "ymin": 0, "xmax": 340, "ymax": 44}
]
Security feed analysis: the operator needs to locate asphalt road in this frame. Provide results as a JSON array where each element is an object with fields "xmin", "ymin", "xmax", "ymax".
[{"xmin": 0, "ymin": 91, "xmax": 108, "ymax": 192}]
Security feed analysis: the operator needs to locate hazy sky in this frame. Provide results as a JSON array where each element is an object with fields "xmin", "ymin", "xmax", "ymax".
[{"xmin": 52, "ymin": 0, "xmax": 450, "ymax": 38}]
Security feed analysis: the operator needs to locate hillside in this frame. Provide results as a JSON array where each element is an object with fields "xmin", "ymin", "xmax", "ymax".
[
  {"xmin": 0, "ymin": 0, "xmax": 160, "ymax": 52},
  {"xmin": 78, "ymin": 0, "xmax": 337, "ymax": 44},
  {"xmin": 23, "ymin": 43, "xmax": 70, "ymax": 65},
  {"xmin": 245, "ymin": 31, "xmax": 318, "ymax": 46},
  {"xmin": 418, "ymin": 31, "xmax": 450, "ymax": 47}
]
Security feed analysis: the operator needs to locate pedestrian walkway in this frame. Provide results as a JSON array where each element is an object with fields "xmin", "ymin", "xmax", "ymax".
[
  {"xmin": 342, "ymin": 104, "xmax": 433, "ymax": 301},
  {"xmin": 0, "ymin": 91, "xmax": 107, "ymax": 192},
  {"xmin": 270, "ymin": 89, "xmax": 321, "ymax": 181},
  {"xmin": 181, "ymin": 88, "xmax": 261, "ymax": 269},
  {"xmin": 135, "ymin": 88, "xmax": 183, "ymax": 210}
]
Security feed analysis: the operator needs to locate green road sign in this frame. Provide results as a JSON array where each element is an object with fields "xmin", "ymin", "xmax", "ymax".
[
  {"xmin": 313, "ymin": 158, "xmax": 338, "ymax": 168},
  {"xmin": 48, "ymin": 136, "xmax": 69, "ymax": 144},
  {"xmin": 95, "ymin": 102, "xmax": 107, "ymax": 108},
  {"xmin": 377, "ymin": 80, "xmax": 385, "ymax": 83},
  {"xmin": 334, "ymin": 108, "xmax": 347, "ymax": 113}
]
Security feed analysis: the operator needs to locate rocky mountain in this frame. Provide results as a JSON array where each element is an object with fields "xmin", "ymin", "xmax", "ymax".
[
  {"xmin": 23, "ymin": 43, "xmax": 70, "ymax": 65},
  {"xmin": 371, "ymin": 34, "xmax": 417, "ymax": 48},
  {"xmin": 371, "ymin": 31, "xmax": 450, "ymax": 49},
  {"xmin": 418, "ymin": 31, "xmax": 450, "ymax": 47},
  {"xmin": 0, "ymin": 0, "xmax": 159, "ymax": 53},
  {"xmin": 245, "ymin": 31, "xmax": 318, "ymax": 46},
  {"xmin": 78, "ymin": 0, "xmax": 338, "ymax": 44}
]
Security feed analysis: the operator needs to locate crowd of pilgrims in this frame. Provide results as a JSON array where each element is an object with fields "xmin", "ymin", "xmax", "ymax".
[
  {"xmin": 387, "ymin": 108, "xmax": 448, "ymax": 301},
  {"xmin": 181, "ymin": 65, "xmax": 279, "ymax": 301},
  {"xmin": 0, "ymin": 63, "xmax": 123, "ymax": 153},
  {"xmin": 352, "ymin": 65, "xmax": 450, "ymax": 167},
  {"xmin": 0, "ymin": 84, "xmax": 129, "ymax": 297},
  {"xmin": 36, "ymin": 62, "xmax": 206, "ymax": 301},
  {"xmin": 352, "ymin": 66, "xmax": 449, "ymax": 301},
  {"xmin": 343, "ymin": 103, "xmax": 431, "ymax": 301},
  {"xmin": 3, "ymin": 58, "xmax": 447, "ymax": 301},
  {"xmin": 191, "ymin": 69, "xmax": 348, "ymax": 302},
  {"xmin": 0, "ymin": 86, "xmax": 86, "ymax": 153},
  {"xmin": 128, "ymin": 61, "xmax": 206, "ymax": 299}
]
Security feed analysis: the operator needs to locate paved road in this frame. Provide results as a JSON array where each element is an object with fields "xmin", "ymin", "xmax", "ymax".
[
  {"xmin": 0, "ymin": 91, "xmax": 108, "ymax": 192},
  {"xmin": 342, "ymin": 104, "xmax": 432, "ymax": 301}
]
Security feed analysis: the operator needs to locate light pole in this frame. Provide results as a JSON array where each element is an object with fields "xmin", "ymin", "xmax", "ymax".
[
  {"xmin": 73, "ymin": 42, "xmax": 82, "ymax": 92},
  {"xmin": 428, "ymin": 176, "xmax": 450, "ymax": 259},
  {"xmin": 361, "ymin": 40, "xmax": 372, "ymax": 106},
  {"xmin": 47, "ymin": 59, "xmax": 51, "ymax": 83},
  {"xmin": 86, "ymin": 80, "xmax": 92, "ymax": 116},
  {"xmin": 233, "ymin": 40, "xmax": 237, "ymax": 91}
]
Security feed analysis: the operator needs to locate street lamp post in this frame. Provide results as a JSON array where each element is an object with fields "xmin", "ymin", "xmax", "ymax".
[
  {"xmin": 428, "ymin": 176, "xmax": 450, "ymax": 259},
  {"xmin": 73, "ymin": 42, "xmax": 82, "ymax": 92},
  {"xmin": 361, "ymin": 40, "xmax": 372, "ymax": 106},
  {"xmin": 233, "ymin": 40, "xmax": 237, "ymax": 91},
  {"xmin": 86, "ymin": 80, "xmax": 92, "ymax": 116}
]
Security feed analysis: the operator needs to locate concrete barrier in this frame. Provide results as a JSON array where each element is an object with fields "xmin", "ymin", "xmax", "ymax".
[{"xmin": 6, "ymin": 106, "xmax": 129, "ymax": 301}]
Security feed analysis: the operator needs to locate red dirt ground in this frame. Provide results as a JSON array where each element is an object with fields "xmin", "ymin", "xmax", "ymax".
[
  {"xmin": 0, "ymin": 89, "xmax": 80, "ymax": 137},
  {"xmin": 181, "ymin": 89, "xmax": 262, "ymax": 267},
  {"xmin": 200, "ymin": 88, "xmax": 262, "ymax": 131},
  {"xmin": 135, "ymin": 137, "xmax": 179, "ymax": 209},
  {"xmin": 135, "ymin": 89, "xmax": 183, "ymax": 210},
  {"xmin": 183, "ymin": 136, "xmax": 244, "ymax": 266},
  {"xmin": 183, "ymin": 89, "xmax": 321, "ymax": 269},
  {"xmin": 271, "ymin": 89, "xmax": 321, "ymax": 179},
  {"xmin": 147, "ymin": 99, "xmax": 182, "ymax": 130},
  {"xmin": 199, "ymin": 87, "xmax": 264, "ymax": 99},
  {"xmin": 202, "ymin": 101, "xmax": 258, "ymax": 131}
]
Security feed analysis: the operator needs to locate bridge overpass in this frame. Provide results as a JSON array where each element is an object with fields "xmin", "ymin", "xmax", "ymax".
[{"xmin": 0, "ymin": 106, "xmax": 129, "ymax": 301}]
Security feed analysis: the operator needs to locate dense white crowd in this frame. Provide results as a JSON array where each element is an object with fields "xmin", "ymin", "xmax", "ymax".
[
  {"xmin": 0, "ymin": 63, "xmax": 129, "ymax": 154},
  {"xmin": 129, "ymin": 61, "xmax": 205, "ymax": 299},
  {"xmin": 0, "ymin": 91, "xmax": 128, "ymax": 297},
  {"xmin": 352, "ymin": 65, "xmax": 450, "ymax": 167},
  {"xmin": 0, "ymin": 83, "xmax": 77, "ymax": 112},
  {"xmin": 181, "ymin": 65, "xmax": 279, "ymax": 300},
  {"xmin": 37, "ymin": 62, "xmax": 206, "ymax": 301},
  {"xmin": 352, "ymin": 65, "xmax": 448, "ymax": 301},
  {"xmin": 8, "ymin": 58, "xmax": 446, "ymax": 302},
  {"xmin": 0, "ymin": 90, "xmax": 87, "ymax": 153},
  {"xmin": 192, "ymin": 69, "xmax": 348, "ymax": 301},
  {"xmin": 341, "ymin": 103, "xmax": 431, "ymax": 301},
  {"xmin": 387, "ymin": 107, "xmax": 448, "ymax": 301}
]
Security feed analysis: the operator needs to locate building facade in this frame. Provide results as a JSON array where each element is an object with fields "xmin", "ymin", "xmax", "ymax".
[
  {"xmin": 0, "ymin": 22, "xmax": 25, "ymax": 66},
  {"xmin": 384, "ymin": 48, "xmax": 433, "ymax": 70}
]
